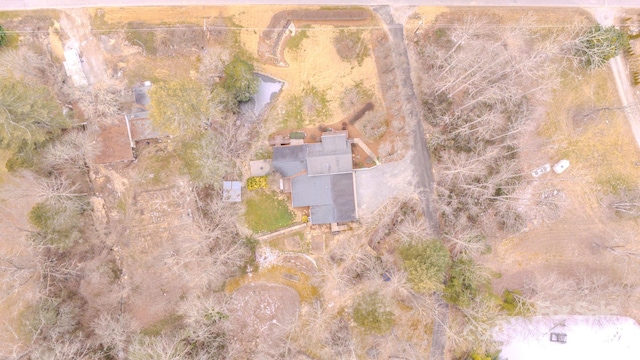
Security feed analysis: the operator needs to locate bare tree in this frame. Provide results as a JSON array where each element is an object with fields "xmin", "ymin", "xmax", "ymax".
[
  {"xmin": 177, "ymin": 293, "xmax": 229, "ymax": 348},
  {"xmin": 127, "ymin": 332, "xmax": 190, "ymax": 360},
  {"xmin": 415, "ymin": 14, "xmax": 562, "ymax": 235},
  {"xmin": 41, "ymin": 129, "xmax": 100, "ymax": 174},
  {"xmin": 521, "ymin": 271, "xmax": 638, "ymax": 316},
  {"xmin": 30, "ymin": 332, "xmax": 93, "ymax": 360},
  {"xmin": 360, "ymin": 110, "xmax": 387, "ymax": 140},
  {"xmin": 77, "ymin": 81, "xmax": 127, "ymax": 127},
  {"xmin": 166, "ymin": 197, "xmax": 249, "ymax": 290},
  {"xmin": 446, "ymin": 296, "xmax": 501, "ymax": 356},
  {"xmin": 198, "ymin": 46, "xmax": 232, "ymax": 88},
  {"xmin": 0, "ymin": 48, "xmax": 64, "ymax": 87},
  {"xmin": 25, "ymin": 172, "xmax": 88, "ymax": 211},
  {"xmin": 564, "ymin": 23, "xmax": 629, "ymax": 69},
  {"xmin": 91, "ymin": 312, "xmax": 136, "ymax": 360}
]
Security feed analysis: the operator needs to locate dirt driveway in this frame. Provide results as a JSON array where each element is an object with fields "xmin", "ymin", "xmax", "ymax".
[{"xmin": 59, "ymin": 8, "xmax": 107, "ymax": 86}]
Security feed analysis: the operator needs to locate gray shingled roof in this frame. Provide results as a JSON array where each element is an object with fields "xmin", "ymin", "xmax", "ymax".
[
  {"xmin": 308, "ymin": 132, "xmax": 349, "ymax": 155},
  {"xmin": 291, "ymin": 175, "xmax": 332, "ymax": 207},
  {"xmin": 291, "ymin": 173, "xmax": 356, "ymax": 224},
  {"xmin": 329, "ymin": 173, "xmax": 357, "ymax": 223},
  {"xmin": 307, "ymin": 153, "xmax": 353, "ymax": 176},
  {"xmin": 271, "ymin": 132, "xmax": 357, "ymax": 224},
  {"xmin": 272, "ymin": 145, "xmax": 308, "ymax": 177},
  {"xmin": 306, "ymin": 133, "xmax": 352, "ymax": 176}
]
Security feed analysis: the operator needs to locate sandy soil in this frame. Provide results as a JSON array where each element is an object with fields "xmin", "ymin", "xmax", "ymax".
[
  {"xmin": 60, "ymin": 8, "xmax": 108, "ymax": 85},
  {"xmin": 227, "ymin": 282, "xmax": 300, "ymax": 358}
]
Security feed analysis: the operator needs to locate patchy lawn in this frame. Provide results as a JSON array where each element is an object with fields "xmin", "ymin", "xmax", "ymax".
[
  {"xmin": 225, "ymin": 265, "xmax": 318, "ymax": 302},
  {"xmin": 244, "ymin": 190, "xmax": 294, "ymax": 233}
]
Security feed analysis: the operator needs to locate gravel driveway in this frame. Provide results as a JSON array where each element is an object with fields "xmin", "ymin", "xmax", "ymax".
[{"xmin": 355, "ymin": 156, "xmax": 416, "ymax": 218}]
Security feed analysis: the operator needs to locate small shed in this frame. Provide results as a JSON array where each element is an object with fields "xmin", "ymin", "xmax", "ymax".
[
  {"xmin": 125, "ymin": 111, "xmax": 166, "ymax": 147},
  {"xmin": 553, "ymin": 160, "xmax": 570, "ymax": 174},
  {"xmin": 223, "ymin": 181, "xmax": 242, "ymax": 202}
]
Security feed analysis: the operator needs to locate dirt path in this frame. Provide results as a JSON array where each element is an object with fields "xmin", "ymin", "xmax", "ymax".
[
  {"xmin": 373, "ymin": 5, "xmax": 447, "ymax": 360},
  {"xmin": 59, "ymin": 8, "xmax": 107, "ymax": 86},
  {"xmin": 609, "ymin": 55, "xmax": 640, "ymax": 149},
  {"xmin": 591, "ymin": 8, "xmax": 640, "ymax": 151},
  {"xmin": 373, "ymin": 5, "xmax": 438, "ymax": 235}
]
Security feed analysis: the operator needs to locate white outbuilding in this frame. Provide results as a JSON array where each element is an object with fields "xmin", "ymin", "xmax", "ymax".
[
  {"xmin": 495, "ymin": 316, "xmax": 640, "ymax": 360},
  {"xmin": 553, "ymin": 160, "xmax": 570, "ymax": 174}
]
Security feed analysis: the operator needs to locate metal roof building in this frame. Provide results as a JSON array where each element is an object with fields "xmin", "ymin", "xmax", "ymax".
[{"xmin": 223, "ymin": 181, "xmax": 242, "ymax": 202}]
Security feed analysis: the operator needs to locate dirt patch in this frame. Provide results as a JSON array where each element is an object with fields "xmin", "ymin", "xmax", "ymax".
[
  {"xmin": 227, "ymin": 282, "xmax": 300, "ymax": 358},
  {"xmin": 89, "ymin": 148, "xmax": 199, "ymax": 329},
  {"xmin": 60, "ymin": 8, "xmax": 108, "ymax": 85}
]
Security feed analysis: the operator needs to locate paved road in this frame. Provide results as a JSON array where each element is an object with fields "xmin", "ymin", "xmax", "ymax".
[
  {"xmin": 373, "ymin": 5, "xmax": 439, "ymax": 235},
  {"xmin": 373, "ymin": 5, "xmax": 447, "ymax": 360},
  {"xmin": 1, "ymin": 0, "xmax": 640, "ymax": 10}
]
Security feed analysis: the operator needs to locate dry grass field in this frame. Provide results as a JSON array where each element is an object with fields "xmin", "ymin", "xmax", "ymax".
[{"xmin": 488, "ymin": 52, "xmax": 640, "ymax": 320}]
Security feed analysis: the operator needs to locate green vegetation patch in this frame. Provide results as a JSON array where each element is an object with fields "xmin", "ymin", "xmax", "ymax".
[
  {"xmin": 0, "ymin": 24, "xmax": 8, "ymax": 47},
  {"xmin": 283, "ymin": 84, "xmax": 331, "ymax": 128},
  {"xmin": 332, "ymin": 29, "xmax": 370, "ymax": 66},
  {"xmin": 0, "ymin": 79, "xmax": 68, "ymax": 152},
  {"xmin": 444, "ymin": 257, "xmax": 486, "ymax": 307},
  {"xmin": 125, "ymin": 22, "xmax": 157, "ymax": 55},
  {"xmin": 225, "ymin": 265, "xmax": 319, "ymax": 302},
  {"xmin": 352, "ymin": 292, "xmax": 394, "ymax": 334},
  {"xmin": 575, "ymin": 24, "xmax": 628, "ymax": 69},
  {"xmin": 244, "ymin": 190, "xmax": 294, "ymax": 233},
  {"xmin": 399, "ymin": 239, "xmax": 451, "ymax": 293},
  {"xmin": 496, "ymin": 289, "xmax": 534, "ymax": 316},
  {"xmin": 286, "ymin": 25, "xmax": 310, "ymax": 53},
  {"xmin": 222, "ymin": 57, "xmax": 259, "ymax": 103},
  {"xmin": 28, "ymin": 200, "xmax": 85, "ymax": 249}
]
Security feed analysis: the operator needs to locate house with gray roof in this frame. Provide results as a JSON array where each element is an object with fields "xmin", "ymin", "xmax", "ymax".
[{"xmin": 272, "ymin": 131, "xmax": 357, "ymax": 225}]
